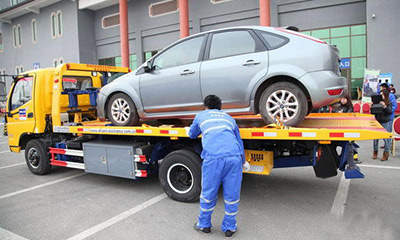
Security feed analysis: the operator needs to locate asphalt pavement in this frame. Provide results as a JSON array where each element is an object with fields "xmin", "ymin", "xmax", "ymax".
[{"xmin": 0, "ymin": 124, "xmax": 399, "ymax": 240}]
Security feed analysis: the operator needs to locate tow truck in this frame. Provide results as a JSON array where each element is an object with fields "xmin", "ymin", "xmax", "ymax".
[{"xmin": 2, "ymin": 63, "xmax": 391, "ymax": 202}]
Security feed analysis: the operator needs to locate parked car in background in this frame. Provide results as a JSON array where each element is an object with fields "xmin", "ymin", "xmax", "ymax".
[{"xmin": 97, "ymin": 26, "xmax": 346, "ymax": 127}]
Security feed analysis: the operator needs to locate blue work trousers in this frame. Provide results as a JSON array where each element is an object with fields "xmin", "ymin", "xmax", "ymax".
[
  {"xmin": 373, "ymin": 121, "xmax": 392, "ymax": 152},
  {"xmin": 198, "ymin": 155, "xmax": 243, "ymax": 232}
]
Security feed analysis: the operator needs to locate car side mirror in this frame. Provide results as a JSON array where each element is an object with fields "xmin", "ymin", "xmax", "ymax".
[{"xmin": 143, "ymin": 62, "xmax": 154, "ymax": 73}]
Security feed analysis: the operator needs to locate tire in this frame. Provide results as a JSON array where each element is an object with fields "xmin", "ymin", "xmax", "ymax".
[
  {"xmin": 107, "ymin": 93, "xmax": 139, "ymax": 126},
  {"xmin": 159, "ymin": 150, "xmax": 202, "ymax": 202},
  {"xmin": 259, "ymin": 82, "xmax": 308, "ymax": 127},
  {"xmin": 25, "ymin": 139, "xmax": 51, "ymax": 175}
]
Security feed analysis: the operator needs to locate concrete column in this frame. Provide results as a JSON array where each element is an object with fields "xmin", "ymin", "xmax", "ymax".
[
  {"xmin": 259, "ymin": 0, "xmax": 271, "ymax": 26},
  {"xmin": 179, "ymin": 0, "xmax": 189, "ymax": 38},
  {"xmin": 119, "ymin": 0, "xmax": 129, "ymax": 67}
]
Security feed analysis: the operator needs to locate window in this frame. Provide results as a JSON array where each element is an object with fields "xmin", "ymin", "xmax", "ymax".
[
  {"xmin": 129, "ymin": 54, "xmax": 137, "ymax": 70},
  {"xmin": 10, "ymin": 77, "xmax": 33, "ymax": 110},
  {"xmin": 149, "ymin": 0, "xmax": 178, "ymax": 17},
  {"xmin": 211, "ymin": 0, "xmax": 233, "ymax": 4},
  {"xmin": 62, "ymin": 76, "xmax": 92, "ymax": 90},
  {"xmin": 31, "ymin": 19, "xmax": 37, "ymax": 44},
  {"xmin": 15, "ymin": 65, "xmax": 24, "ymax": 75},
  {"xmin": 99, "ymin": 57, "xmax": 117, "ymax": 66},
  {"xmin": 144, "ymin": 51, "xmax": 158, "ymax": 61},
  {"xmin": 51, "ymin": 11, "xmax": 62, "ymax": 38},
  {"xmin": 209, "ymin": 31, "xmax": 255, "ymax": 59},
  {"xmin": 153, "ymin": 36, "xmax": 204, "ymax": 69},
  {"xmin": 53, "ymin": 58, "xmax": 58, "ymax": 67},
  {"xmin": 258, "ymin": 31, "xmax": 288, "ymax": 49},
  {"xmin": 0, "ymin": 69, "xmax": 6, "ymax": 83},
  {"xmin": 51, "ymin": 13, "xmax": 56, "ymax": 38},
  {"xmin": 57, "ymin": 11, "xmax": 63, "ymax": 37},
  {"xmin": 102, "ymin": 13, "xmax": 120, "ymax": 29},
  {"xmin": 13, "ymin": 24, "xmax": 22, "ymax": 48},
  {"xmin": 0, "ymin": 31, "xmax": 3, "ymax": 52}
]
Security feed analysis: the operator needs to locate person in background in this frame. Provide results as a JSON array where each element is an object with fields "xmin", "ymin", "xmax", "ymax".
[
  {"xmin": 372, "ymin": 89, "xmax": 392, "ymax": 161},
  {"xmin": 379, "ymin": 83, "xmax": 397, "ymax": 149},
  {"xmin": 332, "ymin": 95, "xmax": 353, "ymax": 113},
  {"xmin": 390, "ymin": 84, "xmax": 396, "ymax": 94}
]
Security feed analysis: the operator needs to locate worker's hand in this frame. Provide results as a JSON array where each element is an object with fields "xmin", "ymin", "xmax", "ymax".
[
  {"xmin": 243, "ymin": 161, "xmax": 251, "ymax": 172},
  {"xmin": 184, "ymin": 127, "xmax": 190, "ymax": 136}
]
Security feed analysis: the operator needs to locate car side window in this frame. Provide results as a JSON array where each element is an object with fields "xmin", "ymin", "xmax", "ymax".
[
  {"xmin": 153, "ymin": 36, "xmax": 204, "ymax": 70},
  {"xmin": 10, "ymin": 77, "xmax": 33, "ymax": 111},
  {"xmin": 259, "ymin": 32, "xmax": 288, "ymax": 49},
  {"xmin": 209, "ymin": 31, "xmax": 256, "ymax": 59}
]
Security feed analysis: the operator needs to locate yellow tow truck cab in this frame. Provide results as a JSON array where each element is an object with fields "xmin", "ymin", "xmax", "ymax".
[{"xmin": 3, "ymin": 63, "xmax": 392, "ymax": 202}]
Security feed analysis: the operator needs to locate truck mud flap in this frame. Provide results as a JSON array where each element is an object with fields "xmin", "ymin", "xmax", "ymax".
[{"xmin": 312, "ymin": 145, "xmax": 339, "ymax": 179}]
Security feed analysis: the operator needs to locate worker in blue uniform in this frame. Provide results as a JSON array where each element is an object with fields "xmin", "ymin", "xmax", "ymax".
[{"xmin": 188, "ymin": 95, "xmax": 250, "ymax": 238}]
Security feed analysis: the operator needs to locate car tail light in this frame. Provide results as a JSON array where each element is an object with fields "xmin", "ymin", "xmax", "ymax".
[
  {"xmin": 275, "ymin": 28, "xmax": 327, "ymax": 44},
  {"xmin": 327, "ymin": 88, "xmax": 343, "ymax": 96}
]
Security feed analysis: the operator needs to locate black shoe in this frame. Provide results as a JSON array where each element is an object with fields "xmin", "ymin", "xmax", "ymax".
[
  {"xmin": 194, "ymin": 223, "xmax": 211, "ymax": 235},
  {"xmin": 225, "ymin": 230, "xmax": 235, "ymax": 238}
]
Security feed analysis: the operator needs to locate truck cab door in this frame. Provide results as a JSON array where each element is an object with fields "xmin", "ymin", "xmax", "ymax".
[{"xmin": 6, "ymin": 76, "xmax": 35, "ymax": 150}]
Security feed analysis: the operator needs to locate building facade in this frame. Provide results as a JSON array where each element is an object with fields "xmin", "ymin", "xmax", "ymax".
[{"xmin": 0, "ymin": 0, "xmax": 399, "ymax": 99}]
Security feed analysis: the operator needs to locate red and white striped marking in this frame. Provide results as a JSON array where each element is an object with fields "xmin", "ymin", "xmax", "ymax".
[
  {"xmin": 50, "ymin": 159, "xmax": 85, "ymax": 170},
  {"xmin": 135, "ymin": 170, "xmax": 147, "ymax": 177},
  {"xmin": 49, "ymin": 148, "xmax": 84, "ymax": 157},
  {"xmin": 134, "ymin": 155, "xmax": 147, "ymax": 163},
  {"xmin": 329, "ymin": 132, "xmax": 360, "ymax": 138},
  {"xmin": 159, "ymin": 129, "xmax": 178, "ymax": 135},
  {"xmin": 252, "ymin": 132, "xmax": 277, "ymax": 137},
  {"xmin": 288, "ymin": 132, "xmax": 317, "ymax": 138}
]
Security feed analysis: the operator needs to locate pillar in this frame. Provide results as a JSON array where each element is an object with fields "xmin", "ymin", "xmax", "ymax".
[
  {"xmin": 259, "ymin": 0, "xmax": 271, "ymax": 26},
  {"xmin": 179, "ymin": 0, "xmax": 189, "ymax": 38},
  {"xmin": 119, "ymin": 0, "xmax": 129, "ymax": 68}
]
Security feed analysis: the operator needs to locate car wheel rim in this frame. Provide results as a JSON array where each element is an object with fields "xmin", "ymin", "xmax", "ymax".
[
  {"xmin": 111, "ymin": 98, "xmax": 130, "ymax": 124},
  {"xmin": 27, "ymin": 148, "xmax": 40, "ymax": 169},
  {"xmin": 266, "ymin": 90, "xmax": 299, "ymax": 122},
  {"xmin": 167, "ymin": 163, "xmax": 194, "ymax": 194}
]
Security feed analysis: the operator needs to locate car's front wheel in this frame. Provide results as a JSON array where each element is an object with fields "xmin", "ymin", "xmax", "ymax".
[
  {"xmin": 259, "ymin": 82, "xmax": 308, "ymax": 126},
  {"xmin": 107, "ymin": 93, "xmax": 139, "ymax": 126}
]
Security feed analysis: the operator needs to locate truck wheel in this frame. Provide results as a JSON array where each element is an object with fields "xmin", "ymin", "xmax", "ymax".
[
  {"xmin": 107, "ymin": 93, "xmax": 139, "ymax": 126},
  {"xmin": 259, "ymin": 82, "xmax": 308, "ymax": 127},
  {"xmin": 159, "ymin": 150, "xmax": 202, "ymax": 202},
  {"xmin": 25, "ymin": 139, "xmax": 51, "ymax": 175}
]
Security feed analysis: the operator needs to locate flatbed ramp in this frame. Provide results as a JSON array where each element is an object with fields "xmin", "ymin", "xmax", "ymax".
[{"xmin": 53, "ymin": 113, "xmax": 391, "ymax": 141}]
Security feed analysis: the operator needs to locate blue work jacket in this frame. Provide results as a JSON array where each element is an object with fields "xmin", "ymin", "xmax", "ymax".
[{"xmin": 189, "ymin": 109, "xmax": 245, "ymax": 162}]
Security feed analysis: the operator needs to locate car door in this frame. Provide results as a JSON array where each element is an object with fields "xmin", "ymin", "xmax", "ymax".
[
  {"xmin": 139, "ymin": 35, "xmax": 206, "ymax": 114},
  {"xmin": 200, "ymin": 30, "xmax": 268, "ymax": 109},
  {"xmin": 6, "ymin": 76, "xmax": 35, "ymax": 147}
]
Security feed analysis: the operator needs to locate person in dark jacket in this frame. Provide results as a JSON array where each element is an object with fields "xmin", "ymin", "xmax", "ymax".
[
  {"xmin": 332, "ymin": 95, "xmax": 353, "ymax": 113},
  {"xmin": 372, "ymin": 89, "xmax": 392, "ymax": 161}
]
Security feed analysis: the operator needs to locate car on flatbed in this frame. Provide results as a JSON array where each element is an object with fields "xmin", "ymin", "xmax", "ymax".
[{"xmin": 97, "ymin": 26, "xmax": 346, "ymax": 127}]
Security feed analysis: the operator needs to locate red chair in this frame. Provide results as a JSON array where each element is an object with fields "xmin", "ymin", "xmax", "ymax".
[
  {"xmin": 391, "ymin": 116, "xmax": 400, "ymax": 157},
  {"xmin": 362, "ymin": 102, "xmax": 371, "ymax": 114},
  {"xmin": 353, "ymin": 102, "xmax": 361, "ymax": 113},
  {"xmin": 395, "ymin": 102, "xmax": 400, "ymax": 116}
]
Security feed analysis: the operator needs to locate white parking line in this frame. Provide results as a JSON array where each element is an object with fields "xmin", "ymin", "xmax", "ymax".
[
  {"xmin": 0, "ymin": 150, "xmax": 11, "ymax": 154},
  {"xmin": 67, "ymin": 193, "xmax": 167, "ymax": 240},
  {"xmin": 361, "ymin": 164, "xmax": 400, "ymax": 170},
  {"xmin": 0, "ymin": 227, "xmax": 29, "ymax": 240},
  {"xmin": 330, "ymin": 174, "xmax": 350, "ymax": 220},
  {"xmin": 0, "ymin": 172, "xmax": 86, "ymax": 200},
  {"xmin": 0, "ymin": 162, "xmax": 25, "ymax": 170},
  {"xmin": 0, "ymin": 142, "xmax": 7, "ymax": 144}
]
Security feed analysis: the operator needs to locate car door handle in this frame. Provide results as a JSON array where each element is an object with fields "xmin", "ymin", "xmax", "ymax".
[
  {"xmin": 243, "ymin": 60, "xmax": 261, "ymax": 66},
  {"xmin": 180, "ymin": 70, "xmax": 195, "ymax": 75}
]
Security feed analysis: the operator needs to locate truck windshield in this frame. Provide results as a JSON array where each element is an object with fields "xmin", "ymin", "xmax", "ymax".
[{"xmin": 10, "ymin": 77, "xmax": 33, "ymax": 111}]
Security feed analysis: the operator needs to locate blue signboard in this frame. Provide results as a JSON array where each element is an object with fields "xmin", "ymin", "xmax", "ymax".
[
  {"xmin": 33, "ymin": 62, "xmax": 40, "ymax": 69},
  {"xmin": 339, "ymin": 58, "xmax": 351, "ymax": 69}
]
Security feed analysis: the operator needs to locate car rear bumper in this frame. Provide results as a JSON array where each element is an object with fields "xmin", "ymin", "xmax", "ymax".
[{"xmin": 300, "ymin": 70, "xmax": 347, "ymax": 109}]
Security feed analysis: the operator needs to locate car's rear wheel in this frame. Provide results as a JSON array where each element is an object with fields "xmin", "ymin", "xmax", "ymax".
[
  {"xmin": 259, "ymin": 82, "xmax": 308, "ymax": 126},
  {"xmin": 107, "ymin": 93, "xmax": 139, "ymax": 126}
]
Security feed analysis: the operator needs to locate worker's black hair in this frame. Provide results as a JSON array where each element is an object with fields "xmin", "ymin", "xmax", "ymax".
[
  {"xmin": 380, "ymin": 83, "xmax": 389, "ymax": 89},
  {"xmin": 204, "ymin": 95, "xmax": 221, "ymax": 110}
]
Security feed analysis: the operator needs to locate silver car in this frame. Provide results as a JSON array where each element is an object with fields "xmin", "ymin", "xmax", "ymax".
[{"xmin": 97, "ymin": 26, "xmax": 346, "ymax": 127}]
